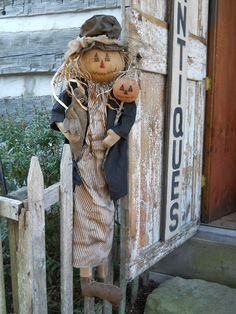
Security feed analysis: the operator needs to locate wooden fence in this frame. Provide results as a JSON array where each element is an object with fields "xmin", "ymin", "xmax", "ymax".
[{"xmin": 0, "ymin": 144, "xmax": 115, "ymax": 314}]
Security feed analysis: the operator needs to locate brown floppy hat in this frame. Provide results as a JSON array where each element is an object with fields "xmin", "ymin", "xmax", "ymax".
[
  {"xmin": 78, "ymin": 15, "xmax": 125, "ymax": 52},
  {"xmin": 80, "ymin": 15, "xmax": 122, "ymax": 39}
]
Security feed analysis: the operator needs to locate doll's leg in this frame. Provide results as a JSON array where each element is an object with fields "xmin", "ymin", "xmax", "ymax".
[
  {"xmin": 80, "ymin": 267, "xmax": 93, "ymax": 278},
  {"xmin": 80, "ymin": 266, "xmax": 121, "ymax": 307},
  {"xmin": 97, "ymin": 261, "xmax": 108, "ymax": 280}
]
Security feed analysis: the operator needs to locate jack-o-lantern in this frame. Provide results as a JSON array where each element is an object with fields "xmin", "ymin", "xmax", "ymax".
[
  {"xmin": 78, "ymin": 48, "xmax": 125, "ymax": 83},
  {"xmin": 113, "ymin": 78, "xmax": 139, "ymax": 102}
]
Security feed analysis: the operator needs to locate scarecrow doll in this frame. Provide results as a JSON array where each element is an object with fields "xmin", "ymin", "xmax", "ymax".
[{"xmin": 50, "ymin": 15, "xmax": 138, "ymax": 306}]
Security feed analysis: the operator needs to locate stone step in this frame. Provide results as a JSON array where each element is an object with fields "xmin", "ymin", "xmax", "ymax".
[
  {"xmin": 144, "ymin": 277, "xmax": 236, "ymax": 314},
  {"xmin": 150, "ymin": 225, "xmax": 236, "ymax": 288}
]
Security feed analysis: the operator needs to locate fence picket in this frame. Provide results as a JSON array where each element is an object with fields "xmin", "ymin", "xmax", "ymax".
[
  {"xmin": 60, "ymin": 144, "xmax": 73, "ymax": 314},
  {"xmin": 8, "ymin": 220, "xmax": 19, "ymax": 314},
  {"xmin": 28, "ymin": 157, "xmax": 47, "ymax": 313},
  {"xmin": 18, "ymin": 157, "xmax": 47, "ymax": 314},
  {"xmin": 18, "ymin": 204, "xmax": 34, "ymax": 313},
  {"xmin": 0, "ymin": 227, "xmax": 7, "ymax": 314}
]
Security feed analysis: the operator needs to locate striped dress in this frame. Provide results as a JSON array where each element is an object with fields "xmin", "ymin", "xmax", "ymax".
[{"xmin": 72, "ymin": 84, "xmax": 115, "ymax": 268}]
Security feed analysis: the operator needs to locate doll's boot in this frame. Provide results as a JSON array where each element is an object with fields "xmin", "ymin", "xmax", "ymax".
[{"xmin": 80, "ymin": 277, "xmax": 122, "ymax": 307}]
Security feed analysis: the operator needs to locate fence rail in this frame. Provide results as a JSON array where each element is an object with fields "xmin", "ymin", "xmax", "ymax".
[{"xmin": 0, "ymin": 144, "xmax": 115, "ymax": 314}]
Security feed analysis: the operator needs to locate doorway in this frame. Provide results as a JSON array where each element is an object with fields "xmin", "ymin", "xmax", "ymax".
[{"xmin": 202, "ymin": 0, "xmax": 236, "ymax": 229}]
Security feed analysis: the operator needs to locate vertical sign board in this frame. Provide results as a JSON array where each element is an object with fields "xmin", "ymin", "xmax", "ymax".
[{"xmin": 163, "ymin": 0, "xmax": 188, "ymax": 240}]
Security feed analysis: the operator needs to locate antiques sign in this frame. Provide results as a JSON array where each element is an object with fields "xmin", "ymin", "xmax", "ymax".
[{"xmin": 163, "ymin": 0, "xmax": 188, "ymax": 240}]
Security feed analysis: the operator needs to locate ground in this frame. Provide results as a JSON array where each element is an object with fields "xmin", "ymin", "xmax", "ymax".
[{"xmin": 125, "ymin": 279, "xmax": 159, "ymax": 314}]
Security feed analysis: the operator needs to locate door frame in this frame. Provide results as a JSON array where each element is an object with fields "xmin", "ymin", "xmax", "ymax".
[{"xmin": 201, "ymin": 0, "xmax": 218, "ymax": 223}]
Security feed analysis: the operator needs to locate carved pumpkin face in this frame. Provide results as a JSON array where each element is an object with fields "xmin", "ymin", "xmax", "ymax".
[
  {"xmin": 113, "ymin": 78, "xmax": 139, "ymax": 102},
  {"xmin": 78, "ymin": 48, "xmax": 125, "ymax": 83}
]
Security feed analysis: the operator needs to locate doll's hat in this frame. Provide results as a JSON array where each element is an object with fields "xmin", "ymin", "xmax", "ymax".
[
  {"xmin": 66, "ymin": 15, "xmax": 125, "ymax": 57},
  {"xmin": 80, "ymin": 15, "xmax": 122, "ymax": 39}
]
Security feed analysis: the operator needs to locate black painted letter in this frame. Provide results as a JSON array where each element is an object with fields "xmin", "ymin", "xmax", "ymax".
[
  {"xmin": 172, "ymin": 140, "xmax": 182, "ymax": 170},
  {"xmin": 169, "ymin": 202, "xmax": 179, "ymax": 232},
  {"xmin": 173, "ymin": 107, "xmax": 183, "ymax": 138},
  {"xmin": 171, "ymin": 170, "xmax": 180, "ymax": 200},
  {"xmin": 177, "ymin": 2, "xmax": 187, "ymax": 37}
]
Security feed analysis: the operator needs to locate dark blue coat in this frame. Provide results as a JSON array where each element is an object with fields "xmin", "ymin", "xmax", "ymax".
[{"xmin": 50, "ymin": 88, "xmax": 136, "ymax": 200}]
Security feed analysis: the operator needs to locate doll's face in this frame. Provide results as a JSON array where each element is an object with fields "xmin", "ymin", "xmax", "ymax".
[
  {"xmin": 113, "ymin": 78, "xmax": 139, "ymax": 102},
  {"xmin": 78, "ymin": 48, "xmax": 125, "ymax": 83}
]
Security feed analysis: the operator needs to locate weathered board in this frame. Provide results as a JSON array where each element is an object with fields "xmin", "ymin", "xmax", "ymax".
[
  {"xmin": 122, "ymin": 0, "xmax": 208, "ymax": 281},
  {"xmin": 0, "ymin": 197, "xmax": 22, "ymax": 221},
  {"xmin": 0, "ymin": 95, "xmax": 52, "ymax": 116},
  {"xmin": 0, "ymin": 28, "xmax": 80, "ymax": 75},
  {"xmin": 127, "ymin": 8, "xmax": 207, "ymax": 81},
  {"xmin": 188, "ymin": 0, "xmax": 209, "ymax": 39},
  {"xmin": 27, "ymin": 157, "xmax": 47, "ymax": 313},
  {"xmin": 128, "ymin": 72, "xmax": 165, "ymax": 258},
  {"xmin": 60, "ymin": 145, "xmax": 73, "ymax": 314},
  {"xmin": 18, "ymin": 157, "xmax": 47, "ymax": 314},
  {"xmin": 132, "ymin": 0, "xmax": 168, "ymax": 22},
  {"xmin": 0, "ymin": 0, "xmax": 120, "ymax": 18}
]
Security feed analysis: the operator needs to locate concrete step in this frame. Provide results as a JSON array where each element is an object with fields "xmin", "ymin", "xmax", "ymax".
[
  {"xmin": 150, "ymin": 225, "xmax": 236, "ymax": 288},
  {"xmin": 144, "ymin": 277, "xmax": 236, "ymax": 314}
]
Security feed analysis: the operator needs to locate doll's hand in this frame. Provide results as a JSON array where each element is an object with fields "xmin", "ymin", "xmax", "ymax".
[{"xmin": 103, "ymin": 129, "xmax": 120, "ymax": 148}]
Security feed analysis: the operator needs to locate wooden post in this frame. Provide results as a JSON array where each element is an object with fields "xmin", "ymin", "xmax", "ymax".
[
  {"xmin": 8, "ymin": 186, "xmax": 28, "ymax": 314},
  {"xmin": 84, "ymin": 270, "xmax": 95, "ymax": 314},
  {"xmin": 84, "ymin": 297, "xmax": 95, "ymax": 314},
  {"xmin": 18, "ymin": 157, "xmax": 47, "ymax": 314},
  {"xmin": 141, "ymin": 270, "xmax": 149, "ymax": 287},
  {"xmin": 131, "ymin": 276, "xmax": 139, "ymax": 305},
  {"xmin": 8, "ymin": 220, "xmax": 19, "ymax": 314},
  {"xmin": 103, "ymin": 252, "xmax": 113, "ymax": 314},
  {"xmin": 0, "ymin": 226, "xmax": 7, "ymax": 314},
  {"xmin": 119, "ymin": 197, "xmax": 129, "ymax": 314},
  {"xmin": 60, "ymin": 145, "xmax": 73, "ymax": 314}
]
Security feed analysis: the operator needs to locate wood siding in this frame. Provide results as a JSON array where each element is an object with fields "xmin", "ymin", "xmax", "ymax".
[
  {"xmin": 0, "ymin": 96, "xmax": 52, "ymax": 116},
  {"xmin": 0, "ymin": 0, "xmax": 120, "ymax": 17},
  {"xmin": 0, "ymin": 28, "xmax": 80, "ymax": 75},
  {"xmin": 123, "ymin": 0, "xmax": 208, "ymax": 280}
]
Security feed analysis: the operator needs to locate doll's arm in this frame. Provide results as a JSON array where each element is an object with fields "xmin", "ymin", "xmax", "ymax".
[
  {"xmin": 112, "ymin": 102, "xmax": 137, "ymax": 138},
  {"xmin": 103, "ymin": 129, "xmax": 121, "ymax": 148},
  {"xmin": 102, "ymin": 102, "xmax": 137, "ymax": 148}
]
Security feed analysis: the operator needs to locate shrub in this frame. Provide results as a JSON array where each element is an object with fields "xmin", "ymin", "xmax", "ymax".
[{"xmin": 0, "ymin": 103, "xmax": 63, "ymax": 192}]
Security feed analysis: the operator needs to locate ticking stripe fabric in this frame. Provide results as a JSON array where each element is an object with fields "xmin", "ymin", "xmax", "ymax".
[{"xmin": 73, "ymin": 84, "xmax": 115, "ymax": 268}]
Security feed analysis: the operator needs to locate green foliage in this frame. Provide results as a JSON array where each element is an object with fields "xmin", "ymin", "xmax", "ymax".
[{"xmin": 0, "ymin": 103, "xmax": 64, "ymax": 192}]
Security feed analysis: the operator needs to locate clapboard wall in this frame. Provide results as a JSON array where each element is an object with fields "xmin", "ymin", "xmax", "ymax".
[{"xmin": 0, "ymin": 0, "xmax": 121, "ymax": 115}]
